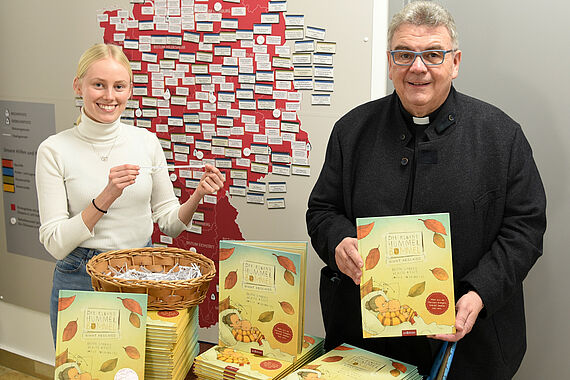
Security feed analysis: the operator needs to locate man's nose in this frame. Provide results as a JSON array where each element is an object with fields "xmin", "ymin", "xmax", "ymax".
[{"xmin": 409, "ymin": 55, "xmax": 428, "ymax": 72}]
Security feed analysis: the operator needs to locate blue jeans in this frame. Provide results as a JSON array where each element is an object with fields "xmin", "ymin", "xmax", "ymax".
[{"xmin": 50, "ymin": 246, "xmax": 101, "ymax": 347}]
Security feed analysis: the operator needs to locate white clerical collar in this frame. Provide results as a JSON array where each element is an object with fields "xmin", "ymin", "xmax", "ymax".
[{"xmin": 412, "ymin": 116, "xmax": 430, "ymax": 125}]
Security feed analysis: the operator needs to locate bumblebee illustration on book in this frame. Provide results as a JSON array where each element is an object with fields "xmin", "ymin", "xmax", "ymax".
[
  {"xmin": 221, "ymin": 309, "xmax": 265, "ymax": 345},
  {"xmin": 365, "ymin": 293, "xmax": 418, "ymax": 327},
  {"xmin": 358, "ymin": 214, "xmax": 456, "ymax": 338}
]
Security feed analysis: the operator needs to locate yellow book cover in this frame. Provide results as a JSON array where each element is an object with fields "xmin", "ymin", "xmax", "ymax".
[
  {"xmin": 54, "ymin": 290, "xmax": 147, "ymax": 379},
  {"xmin": 146, "ymin": 307, "xmax": 194, "ymax": 343},
  {"xmin": 147, "ymin": 307, "xmax": 190, "ymax": 327},
  {"xmin": 282, "ymin": 344, "xmax": 422, "ymax": 380},
  {"xmin": 357, "ymin": 213, "xmax": 456, "ymax": 338},
  {"xmin": 218, "ymin": 241, "xmax": 307, "ymax": 362},
  {"xmin": 194, "ymin": 334, "xmax": 323, "ymax": 380},
  {"xmin": 195, "ymin": 345, "xmax": 292, "ymax": 380}
]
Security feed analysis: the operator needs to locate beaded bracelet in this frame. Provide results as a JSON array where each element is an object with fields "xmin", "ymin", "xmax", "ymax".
[{"xmin": 92, "ymin": 199, "xmax": 107, "ymax": 214}]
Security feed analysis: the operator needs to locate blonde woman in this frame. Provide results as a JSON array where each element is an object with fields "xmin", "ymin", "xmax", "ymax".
[{"xmin": 36, "ymin": 43, "xmax": 224, "ymax": 345}]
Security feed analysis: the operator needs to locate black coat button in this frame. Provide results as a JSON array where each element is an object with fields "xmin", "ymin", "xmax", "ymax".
[
  {"xmin": 400, "ymin": 133, "xmax": 406, "ymax": 141},
  {"xmin": 401, "ymin": 157, "xmax": 409, "ymax": 166}
]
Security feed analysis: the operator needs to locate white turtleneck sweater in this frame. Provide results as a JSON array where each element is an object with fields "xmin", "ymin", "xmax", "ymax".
[{"xmin": 36, "ymin": 110, "xmax": 187, "ymax": 260}]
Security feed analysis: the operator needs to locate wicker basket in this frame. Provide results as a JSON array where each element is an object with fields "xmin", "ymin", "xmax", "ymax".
[{"xmin": 86, "ymin": 247, "xmax": 216, "ymax": 310}]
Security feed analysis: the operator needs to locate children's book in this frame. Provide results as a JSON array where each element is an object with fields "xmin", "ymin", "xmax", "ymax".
[
  {"xmin": 193, "ymin": 334, "xmax": 324, "ymax": 380},
  {"xmin": 282, "ymin": 343, "xmax": 423, "ymax": 380},
  {"xmin": 218, "ymin": 241, "xmax": 308, "ymax": 362},
  {"xmin": 54, "ymin": 290, "xmax": 147, "ymax": 379},
  {"xmin": 357, "ymin": 213, "xmax": 456, "ymax": 338}
]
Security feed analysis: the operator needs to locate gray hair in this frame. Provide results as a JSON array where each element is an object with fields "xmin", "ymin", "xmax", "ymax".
[{"xmin": 388, "ymin": 1, "xmax": 459, "ymax": 49}]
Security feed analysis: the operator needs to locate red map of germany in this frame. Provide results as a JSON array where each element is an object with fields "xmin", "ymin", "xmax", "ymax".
[{"xmin": 98, "ymin": 0, "xmax": 335, "ymax": 328}]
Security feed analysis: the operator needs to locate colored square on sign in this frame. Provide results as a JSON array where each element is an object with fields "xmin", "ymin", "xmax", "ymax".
[
  {"xmin": 3, "ymin": 184, "xmax": 14, "ymax": 193},
  {"xmin": 2, "ymin": 159, "xmax": 13, "ymax": 168},
  {"xmin": 11, "ymin": 204, "xmax": 15, "ymax": 211},
  {"xmin": 2, "ymin": 167, "xmax": 14, "ymax": 176}
]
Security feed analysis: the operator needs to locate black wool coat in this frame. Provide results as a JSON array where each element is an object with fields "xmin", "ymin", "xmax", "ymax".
[{"xmin": 306, "ymin": 87, "xmax": 546, "ymax": 379}]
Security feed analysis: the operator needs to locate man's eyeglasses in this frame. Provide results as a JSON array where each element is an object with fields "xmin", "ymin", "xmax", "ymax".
[{"xmin": 389, "ymin": 49, "xmax": 456, "ymax": 66}]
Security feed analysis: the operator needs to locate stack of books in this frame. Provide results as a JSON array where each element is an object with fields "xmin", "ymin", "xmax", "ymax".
[
  {"xmin": 283, "ymin": 343, "xmax": 424, "ymax": 379},
  {"xmin": 193, "ymin": 241, "xmax": 325, "ymax": 380},
  {"xmin": 193, "ymin": 334, "xmax": 324, "ymax": 380},
  {"xmin": 145, "ymin": 306, "xmax": 200, "ymax": 380}
]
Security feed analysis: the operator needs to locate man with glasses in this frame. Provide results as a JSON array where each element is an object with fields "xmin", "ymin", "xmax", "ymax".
[{"xmin": 306, "ymin": 2, "xmax": 546, "ymax": 379}]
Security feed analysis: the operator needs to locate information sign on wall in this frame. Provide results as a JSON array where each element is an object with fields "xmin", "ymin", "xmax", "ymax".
[{"xmin": 1, "ymin": 100, "xmax": 56, "ymax": 261}]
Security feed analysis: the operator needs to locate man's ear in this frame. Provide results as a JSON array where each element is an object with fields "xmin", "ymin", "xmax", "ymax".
[
  {"xmin": 451, "ymin": 50, "xmax": 462, "ymax": 79},
  {"xmin": 386, "ymin": 50, "xmax": 394, "ymax": 80}
]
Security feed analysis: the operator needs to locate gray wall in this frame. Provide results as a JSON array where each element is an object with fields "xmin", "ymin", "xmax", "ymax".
[
  {"xmin": 387, "ymin": 1, "xmax": 569, "ymax": 378},
  {"xmin": 0, "ymin": 0, "xmax": 376, "ymax": 364}
]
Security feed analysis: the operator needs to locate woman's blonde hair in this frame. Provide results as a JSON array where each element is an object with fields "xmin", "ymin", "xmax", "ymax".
[{"xmin": 75, "ymin": 43, "xmax": 132, "ymax": 125}]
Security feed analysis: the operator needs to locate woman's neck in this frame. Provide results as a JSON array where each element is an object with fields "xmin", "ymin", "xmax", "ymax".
[{"xmin": 76, "ymin": 108, "xmax": 121, "ymax": 142}]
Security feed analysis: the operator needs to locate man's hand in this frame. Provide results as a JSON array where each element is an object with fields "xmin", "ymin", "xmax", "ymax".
[
  {"xmin": 334, "ymin": 237, "xmax": 363, "ymax": 285},
  {"xmin": 431, "ymin": 290, "xmax": 484, "ymax": 342}
]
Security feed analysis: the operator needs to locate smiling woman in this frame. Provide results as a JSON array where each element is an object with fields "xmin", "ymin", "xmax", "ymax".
[
  {"xmin": 72, "ymin": 56, "xmax": 132, "ymax": 125},
  {"xmin": 34, "ymin": 43, "xmax": 226, "ymax": 348},
  {"xmin": 72, "ymin": 44, "xmax": 132, "ymax": 125}
]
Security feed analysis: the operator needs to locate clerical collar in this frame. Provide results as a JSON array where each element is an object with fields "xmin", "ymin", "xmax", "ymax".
[
  {"xmin": 397, "ymin": 95, "xmax": 445, "ymax": 128},
  {"xmin": 412, "ymin": 116, "xmax": 430, "ymax": 125}
]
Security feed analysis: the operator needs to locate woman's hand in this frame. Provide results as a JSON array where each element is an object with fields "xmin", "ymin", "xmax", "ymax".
[
  {"xmin": 195, "ymin": 164, "xmax": 225, "ymax": 198},
  {"xmin": 81, "ymin": 164, "xmax": 139, "ymax": 231},
  {"xmin": 103, "ymin": 164, "xmax": 140, "ymax": 200},
  {"xmin": 178, "ymin": 164, "xmax": 225, "ymax": 225}
]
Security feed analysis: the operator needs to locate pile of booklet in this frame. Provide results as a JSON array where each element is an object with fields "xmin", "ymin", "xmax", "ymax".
[
  {"xmin": 283, "ymin": 343, "xmax": 424, "ymax": 380},
  {"xmin": 145, "ymin": 306, "xmax": 200, "ymax": 380},
  {"xmin": 193, "ymin": 241, "xmax": 325, "ymax": 379},
  {"xmin": 193, "ymin": 334, "xmax": 324, "ymax": 380}
]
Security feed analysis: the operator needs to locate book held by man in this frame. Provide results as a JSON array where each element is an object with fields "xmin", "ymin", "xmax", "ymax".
[{"xmin": 357, "ymin": 213, "xmax": 455, "ymax": 338}]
